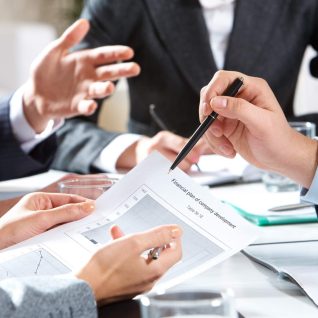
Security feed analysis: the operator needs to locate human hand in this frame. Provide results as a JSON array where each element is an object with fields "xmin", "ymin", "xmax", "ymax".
[
  {"xmin": 22, "ymin": 19, "xmax": 140, "ymax": 133},
  {"xmin": 200, "ymin": 70, "xmax": 318, "ymax": 188},
  {"xmin": 116, "ymin": 131, "xmax": 211, "ymax": 171},
  {"xmin": 0, "ymin": 192, "xmax": 94, "ymax": 249},
  {"xmin": 76, "ymin": 224, "xmax": 182, "ymax": 304}
]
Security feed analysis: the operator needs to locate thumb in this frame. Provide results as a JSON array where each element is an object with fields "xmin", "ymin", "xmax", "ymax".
[
  {"xmin": 38, "ymin": 201, "xmax": 95, "ymax": 229},
  {"xmin": 110, "ymin": 225, "xmax": 125, "ymax": 240},
  {"xmin": 133, "ymin": 225, "xmax": 182, "ymax": 253},
  {"xmin": 210, "ymin": 96, "xmax": 268, "ymax": 132},
  {"xmin": 57, "ymin": 19, "xmax": 89, "ymax": 51}
]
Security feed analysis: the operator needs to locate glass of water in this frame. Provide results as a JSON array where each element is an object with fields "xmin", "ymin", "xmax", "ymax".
[{"xmin": 139, "ymin": 289, "xmax": 237, "ymax": 318}]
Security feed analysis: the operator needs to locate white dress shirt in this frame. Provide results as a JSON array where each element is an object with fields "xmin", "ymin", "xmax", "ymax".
[
  {"xmin": 9, "ymin": 85, "xmax": 63, "ymax": 153},
  {"xmin": 301, "ymin": 167, "xmax": 318, "ymax": 205},
  {"xmin": 92, "ymin": 0, "xmax": 236, "ymax": 173}
]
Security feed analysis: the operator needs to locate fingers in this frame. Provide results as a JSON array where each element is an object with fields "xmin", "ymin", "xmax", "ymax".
[
  {"xmin": 210, "ymin": 96, "xmax": 271, "ymax": 134},
  {"xmin": 132, "ymin": 225, "xmax": 182, "ymax": 253},
  {"xmin": 37, "ymin": 200, "xmax": 95, "ymax": 229},
  {"xmin": 75, "ymin": 100, "xmax": 97, "ymax": 116},
  {"xmin": 95, "ymin": 62, "xmax": 140, "ymax": 81},
  {"xmin": 110, "ymin": 225, "xmax": 125, "ymax": 240},
  {"xmin": 199, "ymin": 70, "xmax": 278, "ymax": 122},
  {"xmin": 154, "ymin": 131, "xmax": 200, "ymax": 165},
  {"xmin": 148, "ymin": 237, "xmax": 182, "ymax": 271},
  {"xmin": 41, "ymin": 192, "xmax": 92, "ymax": 207},
  {"xmin": 204, "ymin": 133, "xmax": 236, "ymax": 157},
  {"xmin": 57, "ymin": 19, "xmax": 90, "ymax": 51},
  {"xmin": 87, "ymin": 45, "xmax": 135, "ymax": 65},
  {"xmin": 88, "ymin": 81, "xmax": 115, "ymax": 99}
]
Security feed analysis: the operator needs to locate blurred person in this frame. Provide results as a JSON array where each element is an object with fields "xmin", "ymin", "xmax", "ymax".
[
  {"xmin": 51, "ymin": 0, "xmax": 318, "ymax": 175},
  {"xmin": 0, "ymin": 18, "xmax": 140, "ymax": 181},
  {"xmin": 200, "ymin": 70, "xmax": 318, "ymax": 205}
]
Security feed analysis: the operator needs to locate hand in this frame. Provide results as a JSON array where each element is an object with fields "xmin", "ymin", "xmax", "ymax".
[
  {"xmin": 22, "ymin": 19, "xmax": 140, "ymax": 133},
  {"xmin": 0, "ymin": 192, "xmax": 94, "ymax": 249},
  {"xmin": 76, "ymin": 224, "xmax": 182, "ymax": 304},
  {"xmin": 0, "ymin": 173, "xmax": 104, "ymax": 216},
  {"xmin": 199, "ymin": 70, "xmax": 318, "ymax": 188},
  {"xmin": 116, "ymin": 131, "xmax": 211, "ymax": 171}
]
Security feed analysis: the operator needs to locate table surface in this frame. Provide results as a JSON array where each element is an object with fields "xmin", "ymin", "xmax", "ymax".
[{"xmin": 0, "ymin": 171, "xmax": 317, "ymax": 318}]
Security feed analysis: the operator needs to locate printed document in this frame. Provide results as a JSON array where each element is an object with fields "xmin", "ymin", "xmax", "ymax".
[{"xmin": 0, "ymin": 152, "xmax": 259, "ymax": 290}]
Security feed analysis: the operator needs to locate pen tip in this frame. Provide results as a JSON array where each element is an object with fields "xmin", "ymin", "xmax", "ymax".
[{"xmin": 168, "ymin": 169, "xmax": 172, "ymax": 174}]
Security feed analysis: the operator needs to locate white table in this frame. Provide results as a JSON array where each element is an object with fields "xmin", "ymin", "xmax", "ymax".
[{"xmin": 0, "ymin": 172, "xmax": 317, "ymax": 317}]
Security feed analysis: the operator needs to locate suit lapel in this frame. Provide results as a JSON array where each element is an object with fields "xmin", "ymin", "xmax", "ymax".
[
  {"xmin": 225, "ymin": 0, "xmax": 289, "ymax": 74},
  {"xmin": 144, "ymin": 0, "xmax": 217, "ymax": 93}
]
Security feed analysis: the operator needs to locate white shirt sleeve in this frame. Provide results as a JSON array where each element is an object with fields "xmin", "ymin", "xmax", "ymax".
[
  {"xmin": 9, "ymin": 85, "xmax": 64, "ymax": 154},
  {"xmin": 92, "ymin": 134, "xmax": 142, "ymax": 172},
  {"xmin": 300, "ymin": 167, "xmax": 318, "ymax": 205}
]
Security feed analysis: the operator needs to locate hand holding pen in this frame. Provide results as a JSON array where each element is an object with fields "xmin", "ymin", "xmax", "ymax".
[
  {"xmin": 196, "ymin": 71, "xmax": 316, "ymax": 191},
  {"xmin": 169, "ymin": 76, "xmax": 244, "ymax": 171}
]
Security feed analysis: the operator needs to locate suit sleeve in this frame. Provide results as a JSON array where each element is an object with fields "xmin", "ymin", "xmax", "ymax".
[
  {"xmin": 308, "ymin": 0, "xmax": 318, "ymax": 77},
  {"xmin": 0, "ymin": 276, "xmax": 97, "ymax": 318},
  {"xmin": 51, "ymin": 0, "xmax": 141, "ymax": 173},
  {"xmin": 0, "ymin": 95, "xmax": 57, "ymax": 181}
]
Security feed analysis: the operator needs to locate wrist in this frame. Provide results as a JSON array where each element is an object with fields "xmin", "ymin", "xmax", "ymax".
[
  {"xmin": 0, "ymin": 222, "xmax": 16, "ymax": 250},
  {"xmin": 22, "ymin": 81, "xmax": 51, "ymax": 133},
  {"xmin": 116, "ymin": 141, "xmax": 139, "ymax": 170},
  {"xmin": 276, "ymin": 132, "xmax": 318, "ymax": 188}
]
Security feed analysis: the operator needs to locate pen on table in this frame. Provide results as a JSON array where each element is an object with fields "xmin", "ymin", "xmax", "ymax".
[
  {"xmin": 169, "ymin": 77, "xmax": 244, "ymax": 172},
  {"xmin": 149, "ymin": 104, "xmax": 201, "ymax": 172},
  {"xmin": 148, "ymin": 246, "xmax": 162, "ymax": 260},
  {"xmin": 268, "ymin": 202, "xmax": 314, "ymax": 212}
]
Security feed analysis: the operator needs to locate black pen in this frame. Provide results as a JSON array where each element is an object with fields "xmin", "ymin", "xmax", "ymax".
[
  {"xmin": 169, "ymin": 77, "xmax": 244, "ymax": 172},
  {"xmin": 149, "ymin": 104, "xmax": 201, "ymax": 172}
]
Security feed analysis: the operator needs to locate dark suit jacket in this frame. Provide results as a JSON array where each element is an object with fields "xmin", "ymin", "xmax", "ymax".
[
  {"xmin": 0, "ymin": 95, "xmax": 57, "ymax": 181},
  {"xmin": 52, "ymin": 0, "xmax": 318, "ymax": 173}
]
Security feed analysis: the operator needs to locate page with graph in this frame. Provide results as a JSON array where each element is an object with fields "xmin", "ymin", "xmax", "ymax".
[{"xmin": 0, "ymin": 152, "xmax": 259, "ymax": 289}]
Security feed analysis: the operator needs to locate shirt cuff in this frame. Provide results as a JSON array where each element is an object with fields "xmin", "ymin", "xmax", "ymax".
[
  {"xmin": 93, "ymin": 134, "xmax": 142, "ymax": 172},
  {"xmin": 9, "ymin": 85, "xmax": 64, "ymax": 154},
  {"xmin": 300, "ymin": 166, "xmax": 318, "ymax": 205}
]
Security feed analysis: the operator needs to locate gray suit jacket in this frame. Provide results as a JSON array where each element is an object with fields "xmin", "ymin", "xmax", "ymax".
[
  {"xmin": 0, "ymin": 276, "xmax": 96, "ymax": 318},
  {"xmin": 0, "ymin": 95, "xmax": 57, "ymax": 181},
  {"xmin": 52, "ymin": 0, "xmax": 318, "ymax": 173}
]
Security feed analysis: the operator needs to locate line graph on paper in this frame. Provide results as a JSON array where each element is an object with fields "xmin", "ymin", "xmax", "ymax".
[
  {"xmin": 0, "ymin": 248, "xmax": 70, "ymax": 279},
  {"xmin": 78, "ymin": 185, "xmax": 224, "ymax": 282}
]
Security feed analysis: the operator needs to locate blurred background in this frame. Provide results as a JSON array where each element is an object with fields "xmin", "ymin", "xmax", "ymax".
[{"xmin": 0, "ymin": 0, "xmax": 316, "ymax": 132}]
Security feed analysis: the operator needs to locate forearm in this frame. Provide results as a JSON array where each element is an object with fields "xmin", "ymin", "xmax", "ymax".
[
  {"xmin": 0, "ymin": 276, "xmax": 97, "ymax": 318},
  {"xmin": 53, "ymin": 118, "xmax": 120, "ymax": 173},
  {"xmin": 276, "ymin": 133, "xmax": 318, "ymax": 188}
]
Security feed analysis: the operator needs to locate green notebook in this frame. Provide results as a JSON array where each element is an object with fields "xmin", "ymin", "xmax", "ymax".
[{"xmin": 225, "ymin": 202, "xmax": 318, "ymax": 226}]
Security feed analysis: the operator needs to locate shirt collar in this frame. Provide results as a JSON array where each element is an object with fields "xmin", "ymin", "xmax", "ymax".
[{"xmin": 198, "ymin": 0, "xmax": 235, "ymax": 9}]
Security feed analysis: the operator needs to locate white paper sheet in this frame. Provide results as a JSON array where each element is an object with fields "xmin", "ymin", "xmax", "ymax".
[
  {"xmin": 189, "ymin": 154, "xmax": 262, "ymax": 186},
  {"xmin": 0, "ymin": 152, "xmax": 259, "ymax": 290},
  {"xmin": 244, "ymin": 241, "xmax": 318, "ymax": 306}
]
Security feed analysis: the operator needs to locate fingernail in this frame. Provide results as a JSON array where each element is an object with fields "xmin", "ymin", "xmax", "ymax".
[
  {"xmin": 83, "ymin": 202, "xmax": 95, "ymax": 213},
  {"xmin": 212, "ymin": 97, "xmax": 227, "ymax": 108},
  {"xmin": 201, "ymin": 102, "xmax": 210, "ymax": 115},
  {"xmin": 171, "ymin": 227, "xmax": 182, "ymax": 238},
  {"xmin": 219, "ymin": 145, "xmax": 233, "ymax": 156}
]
